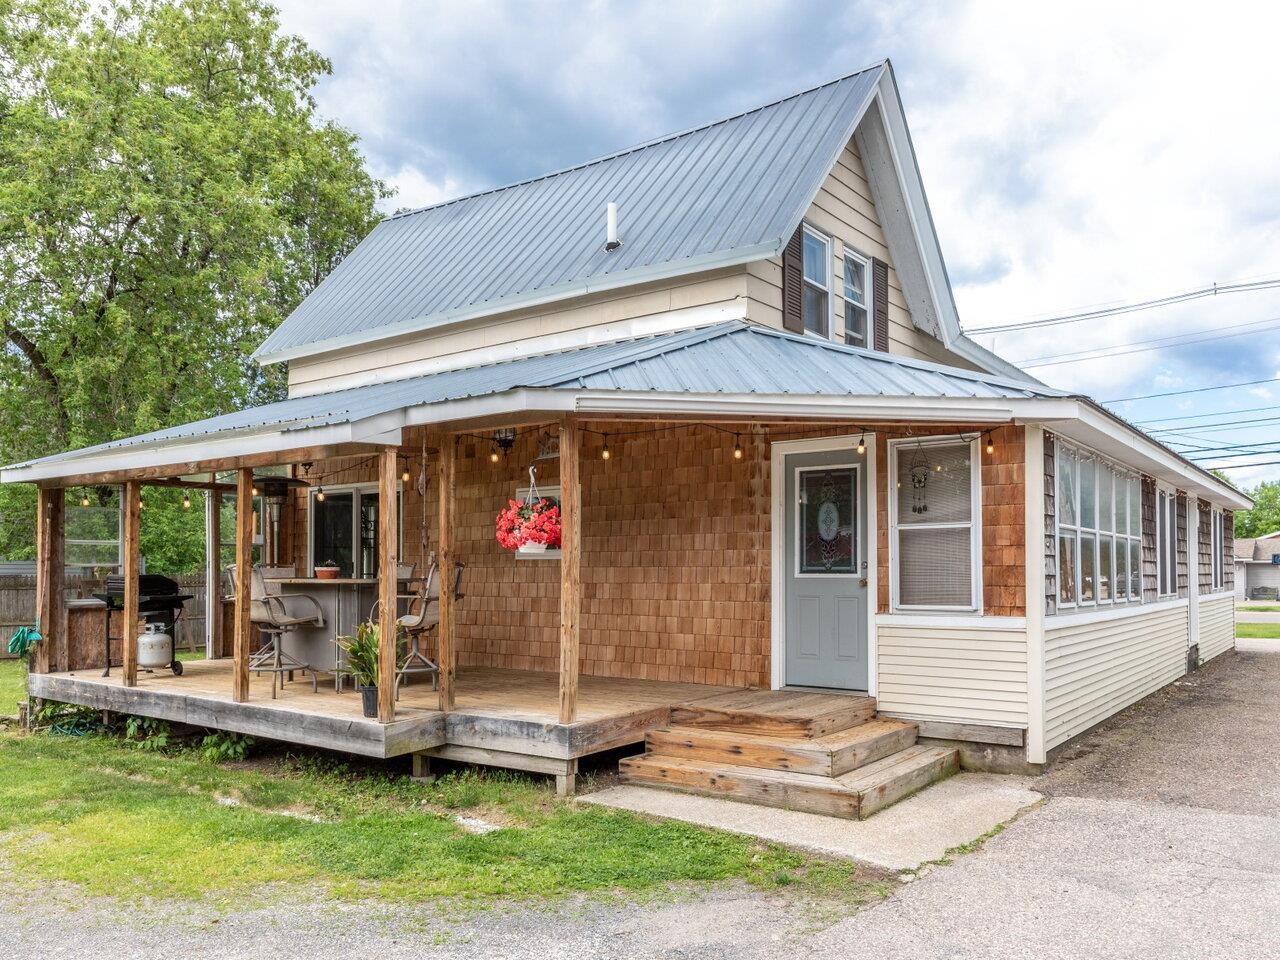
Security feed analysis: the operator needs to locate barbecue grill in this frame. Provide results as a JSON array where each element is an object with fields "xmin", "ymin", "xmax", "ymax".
[{"xmin": 92, "ymin": 574, "xmax": 194, "ymax": 677}]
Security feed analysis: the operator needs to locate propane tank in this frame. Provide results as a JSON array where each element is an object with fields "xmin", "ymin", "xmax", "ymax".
[{"xmin": 137, "ymin": 622, "xmax": 171, "ymax": 669}]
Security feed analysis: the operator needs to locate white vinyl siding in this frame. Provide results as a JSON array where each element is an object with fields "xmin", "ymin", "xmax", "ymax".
[
  {"xmin": 1044, "ymin": 601, "xmax": 1188, "ymax": 749},
  {"xmin": 1197, "ymin": 592, "xmax": 1235, "ymax": 663},
  {"xmin": 875, "ymin": 621, "xmax": 1028, "ymax": 729}
]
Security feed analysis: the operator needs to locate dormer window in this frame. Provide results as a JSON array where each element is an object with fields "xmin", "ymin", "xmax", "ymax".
[
  {"xmin": 843, "ymin": 251, "xmax": 870, "ymax": 346},
  {"xmin": 801, "ymin": 226, "xmax": 830, "ymax": 336}
]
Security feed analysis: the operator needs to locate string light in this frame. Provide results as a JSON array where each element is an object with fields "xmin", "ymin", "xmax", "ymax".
[
  {"xmin": 601, "ymin": 435, "xmax": 611, "ymax": 460},
  {"xmin": 316, "ymin": 486, "xmax": 326, "ymax": 503},
  {"xmin": 489, "ymin": 446, "xmax": 500, "ymax": 463},
  {"xmin": 733, "ymin": 435, "xmax": 743, "ymax": 460},
  {"xmin": 181, "ymin": 493, "xmax": 191, "ymax": 510},
  {"xmin": 251, "ymin": 485, "xmax": 259, "ymax": 497},
  {"xmin": 985, "ymin": 433, "xmax": 995, "ymax": 455},
  {"xmin": 401, "ymin": 468, "xmax": 411, "ymax": 483},
  {"xmin": 79, "ymin": 491, "xmax": 90, "ymax": 508},
  {"xmin": 856, "ymin": 432, "xmax": 866, "ymax": 455}
]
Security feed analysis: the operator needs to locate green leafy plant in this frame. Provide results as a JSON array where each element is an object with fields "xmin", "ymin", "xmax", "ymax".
[
  {"xmin": 200, "ymin": 731, "xmax": 255, "ymax": 763},
  {"xmin": 124, "ymin": 715, "xmax": 171, "ymax": 752},
  {"xmin": 336, "ymin": 620, "xmax": 381, "ymax": 688}
]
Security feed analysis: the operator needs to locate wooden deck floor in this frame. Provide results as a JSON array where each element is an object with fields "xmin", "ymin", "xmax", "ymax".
[{"xmin": 28, "ymin": 659, "xmax": 734, "ymax": 761}]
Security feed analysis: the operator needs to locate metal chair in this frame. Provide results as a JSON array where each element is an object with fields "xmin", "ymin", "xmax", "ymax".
[
  {"xmin": 227, "ymin": 564, "xmax": 324, "ymax": 697},
  {"xmin": 370, "ymin": 560, "xmax": 466, "ymax": 698}
]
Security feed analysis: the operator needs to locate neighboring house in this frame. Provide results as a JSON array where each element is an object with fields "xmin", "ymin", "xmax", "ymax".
[
  {"xmin": 1235, "ymin": 531, "xmax": 1280, "ymax": 600},
  {"xmin": 5, "ymin": 61, "xmax": 1250, "ymax": 816}
]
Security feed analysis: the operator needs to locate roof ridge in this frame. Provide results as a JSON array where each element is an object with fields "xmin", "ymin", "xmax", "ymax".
[{"xmin": 383, "ymin": 62, "xmax": 886, "ymax": 223}]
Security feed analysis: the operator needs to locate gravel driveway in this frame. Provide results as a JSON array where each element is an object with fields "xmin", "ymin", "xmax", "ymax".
[{"xmin": 3, "ymin": 647, "xmax": 1277, "ymax": 959}]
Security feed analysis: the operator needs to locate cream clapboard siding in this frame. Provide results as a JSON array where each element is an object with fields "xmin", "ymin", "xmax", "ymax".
[
  {"xmin": 286, "ymin": 267, "xmax": 755, "ymax": 395},
  {"xmin": 875, "ymin": 622, "xmax": 1029, "ymax": 729},
  {"xmin": 1198, "ymin": 592, "xmax": 1236, "ymax": 663},
  {"xmin": 1044, "ymin": 601, "xmax": 1189, "ymax": 750}
]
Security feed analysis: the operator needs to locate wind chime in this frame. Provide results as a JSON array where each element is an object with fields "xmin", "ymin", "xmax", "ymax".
[{"xmin": 908, "ymin": 441, "xmax": 931, "ymax": 516}]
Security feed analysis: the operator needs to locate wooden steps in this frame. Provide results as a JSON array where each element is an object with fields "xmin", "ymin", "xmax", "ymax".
[
  {"xmin": 645, "ymin": 718, "xmax": 918, "ymax": 777},
  {"xmin": 619, "ymin": 745, "xmax": 959, "ymax": 820},
  {"xmin": 620, "ymin": 690, "xmax": 958, "ymax": 820}
]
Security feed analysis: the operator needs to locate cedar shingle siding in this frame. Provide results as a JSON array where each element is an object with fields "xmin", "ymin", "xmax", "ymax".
[
  {"xmin": 1198, "ymin": 498, "xmax": 1213, "ymax": 594},
  {"xmin": 1141, "ymin": 476, "xmax": 1158, "ymax": 602},
  {"xmin": 1176, "ymin": 493, "xmax": 1188, "ymax": 599},
  {"xmin": 1043, "ymin": 431, "xmax": 1057, "ymax": 616}
]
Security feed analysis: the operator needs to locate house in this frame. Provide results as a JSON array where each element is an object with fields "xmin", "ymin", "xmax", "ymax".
[
  {"xmin": 1235, "ymin": 531, "xmax": 1280, "ymax": 600},
  {"xmin": 4, "ymin": 61, "xmax": 1248, "ymax": 817}
]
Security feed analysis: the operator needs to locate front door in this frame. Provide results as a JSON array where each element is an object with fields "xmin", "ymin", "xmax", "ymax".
[{"xmin": 783, "ymin": 448, "xmax": 869, "ymax": 690}]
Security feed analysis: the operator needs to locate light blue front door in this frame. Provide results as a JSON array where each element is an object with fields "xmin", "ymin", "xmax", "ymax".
[{"xmin": 783, "ymin": 448, "xmax": 869, "ymax": 690}]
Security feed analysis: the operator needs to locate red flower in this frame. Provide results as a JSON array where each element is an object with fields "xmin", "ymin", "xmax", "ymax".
[{"xmin": 495, "ymin": 498, "xmax": 562, "ymax": 550}]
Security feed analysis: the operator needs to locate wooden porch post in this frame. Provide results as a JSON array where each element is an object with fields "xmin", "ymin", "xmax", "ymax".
[
  {"xmin": 377, "ymin": 447, "xmax": 399, "ymax": 722},
  {"xmin": 558, "ymin": 418, "xmax": 581, "ymax": 725},
  {"xmin": 232, "ymin": 468, "xmax": 253, "ymax": 702},
  {"xmin": 205, "ymin": 471, "xmax": 222, "ymax": 658},
  {"xmin": 33, "ymin": 488, "xmax": 64, "ymax": 675},
  {"xmin": 436, "ymin": 435, "xmax": 456, "ymax": 712},
  {"xmin": 121, "ymin": 480, "xmax": 141, "ymax": 687}
]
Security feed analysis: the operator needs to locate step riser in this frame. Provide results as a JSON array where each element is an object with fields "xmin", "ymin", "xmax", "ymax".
[
  {"xmin": 669, "ymin": 700, "xmax": 877, "ymax": 739},
  {"xmin": 619, "ymin": 758, "xmax": 863, "ymax": 819},
  {"xmin": 645, "ymin": 724, "xmax": 917, "ymax": 777}
]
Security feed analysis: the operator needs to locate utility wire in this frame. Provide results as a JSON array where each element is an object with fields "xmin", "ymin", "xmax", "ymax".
[
  {"xmin": 968, "ymin": 276, "xmax": 1280, "ymax": 333},
  {"xmin": 1204, "ymin": 458, "xmax": 1280, "ymax": 470},
  {"xmin": 1106, "ymin": 376, "xmax": 1280, "ymax": 403},
  {"xmin": 1016, "ymin": 316, "xmax": 1280, "ymax": 368},
  {"xmin": 1134, "ymin": 402, "xmax": 1280, "ymax": 425}
]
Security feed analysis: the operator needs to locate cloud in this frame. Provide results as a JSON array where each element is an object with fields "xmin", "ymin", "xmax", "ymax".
[{"xmin": 272, "ymin": 0, "xmax": 1280, "ymax": 486}]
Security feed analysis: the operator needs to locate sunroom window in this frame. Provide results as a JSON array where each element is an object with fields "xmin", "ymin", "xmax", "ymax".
[
  {"xmin": 890, "ymin": 437, "xmax": 980, "ymax": 611},
  {"xmin": 801, "ymin": 226, "xmax": 830, "ymax": 336},
  {"xmin": 1156, "ymin": 489, "xmax": 1177, "ymax": 597},
  {"xmin": 1056, "ymin": 442, "xmax": 1142, "ymax": 608}
]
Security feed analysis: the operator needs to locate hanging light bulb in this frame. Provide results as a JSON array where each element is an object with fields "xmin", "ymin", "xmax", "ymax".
[
  {"xmin": 601, "ymin": 435, "xmax": 611, "ymax": 460},
  {"xmin": 489, "ymin": 446, "xmax": 500, "ymax": 463},
  {"xmin": 138, "ymin": 494, "xmax": 145, "ymax": 511},
  {"xmin": 733, "ymin": 435, "xmax": 743, "ymax": 460},
  {"xmin": 856, "ymin": 432, "xmax": 866, "ymax": 455},
  {"xmin": 986, "ymin": 434, "xmax": 995, "ymax": 455},
  {"xmin": 79, "ymin": 491, "xmax": 90, "ymax": 508},
  {"xmin": 401, "ymin": 468, "xmax": 411, "ymax": 483},
  {"xmin": 181, "ymin": 493, "xmax": 191, "ymax": 510},
  {"xmin": 251, "ymin": 484, "xmax": 259, "ymax": 497},
  {"xmin": 316, "ymin": 486, "xmax": 326, "ymax": 503}
]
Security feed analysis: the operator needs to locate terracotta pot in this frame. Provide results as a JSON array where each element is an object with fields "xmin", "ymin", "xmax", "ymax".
[{"xmin": 315, "ymin": 566, "xmax": 340, "ymax": 580}]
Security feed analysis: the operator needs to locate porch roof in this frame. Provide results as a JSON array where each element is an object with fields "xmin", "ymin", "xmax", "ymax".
[
  {"xmin": 0, "ymin": 321, "xmax": 1250, "ymax": 508},
  {"xmin": 0, "ymin": 321, "xmax": 1062, "ymax": 481}
]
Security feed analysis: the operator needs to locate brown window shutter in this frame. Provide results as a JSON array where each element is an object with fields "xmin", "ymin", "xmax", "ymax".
[
  {"xmin": 781, "ymin": 226, "xmax": 804, "ymax": 334},
  {"xmin": 871, "ymin": 257, "xmax": 889, "ymax": 351}
]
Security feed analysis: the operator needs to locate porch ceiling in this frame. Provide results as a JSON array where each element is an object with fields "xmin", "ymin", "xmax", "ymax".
[{"xmin": 1, "ymin": 321, "xmax": 1063, "ymax": 485}]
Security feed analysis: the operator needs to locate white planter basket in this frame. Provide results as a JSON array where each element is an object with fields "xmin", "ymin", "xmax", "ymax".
[{"xmin": 517, "ymin": 541, "xmax": 548, "ymax": 554}]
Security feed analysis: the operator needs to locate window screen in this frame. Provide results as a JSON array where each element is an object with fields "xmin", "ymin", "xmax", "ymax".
[
  {"xmin": 1055, "ymin": 441, "xmax": 1141, "ymax": 609},
  {"xmin": 892, "ymin": 439, "xmax": 977, "ymax": 609}
]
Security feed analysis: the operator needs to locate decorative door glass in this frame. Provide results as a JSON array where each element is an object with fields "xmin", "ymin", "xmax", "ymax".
[{"xmin": 798, "ymin": 467, "xmax": 858, "ymax": 574}]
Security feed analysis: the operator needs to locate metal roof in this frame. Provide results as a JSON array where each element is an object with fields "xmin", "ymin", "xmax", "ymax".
[
  {"xmin": 254, "ymin": 65, "xmax": 886, "ymax": 364},
  {"xmin": 6, "ymin": 321, "xmax": 1065, "ymax": 474}
]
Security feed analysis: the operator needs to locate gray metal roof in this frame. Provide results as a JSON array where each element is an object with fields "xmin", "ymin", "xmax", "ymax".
[
  {"xmin": 7, "ymin": 321, "xmax": 1066, "ymax": 474},
  {"xmin": 254, "ymin": 65, "xmax": 886, "ymax": 364}
]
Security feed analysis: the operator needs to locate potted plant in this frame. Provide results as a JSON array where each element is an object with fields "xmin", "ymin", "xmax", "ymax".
[
  {"xmin": 315, "ymin": 560, "xmax": 341, "ymax": 580},
  {"xmin": 495, "ymin": 498, "xmax": 562, "ymax": 553},
  {"xmin": 336, "ymin": 620, "xmax": 381, "ymax": 717}
]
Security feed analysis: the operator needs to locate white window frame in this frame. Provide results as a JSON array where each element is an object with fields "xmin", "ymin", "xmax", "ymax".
[
  {"xmin": 841, "ymin": 247, "xmax": 872, "ymax": 347},
  {"xmin": 793, "ymin": 463, "xmax": 862, "ymax": 578},
  {"xmin": 1156, "ymin": 486, "xmax": 1178, "ymax": 598},
  {"xmin": 887, "ymin": 435, "xmax": 982, "ymax": 613},
  {"xmin": 1053, "ymin": 441, "xmax": 1142, "ymax": 610},
  {"xmin": 307, "ymin": 481, "xmax": 404, "ymax": 577},
  {"xmin": 1211, "ymin": 506, "xmax": 1225, "ymax": 591},
  {"xmin": 800, "ymin": 223, "xmax": 832, "ymax": 338}
]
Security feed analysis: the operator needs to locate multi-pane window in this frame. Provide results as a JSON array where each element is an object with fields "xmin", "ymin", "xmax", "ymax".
[
  {"xmin": 1211, "ymin": 507, "xmax": 1225, "ymax": 591},
  {"xmin": 801, "ymin": 226, "xmax": 830, "ymax": 336},
  {"xmin": 890, "ymin": 437, "xmax": 980, "ymax": 611},
  {"xmin": 1156, "ymin": 489, "xmax": 1177, "ymax": 597},
  {"xmin": 1056, "ymin": 442, "xmax": 1142, "ymax": 608},
  {"xmin": 842, "ymin": 252, "xmax": 870, "ymax": 346}
]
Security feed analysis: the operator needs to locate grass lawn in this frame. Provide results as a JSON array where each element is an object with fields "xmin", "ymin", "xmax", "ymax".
[
  {"xmin": 0, "ymin": 713, "xmax": 887, "ymax": 907},
  {"xmin": 1239, "ymin": 604, "xmax": 1280, "ymax": 613},
  {"xmin": 1236, "ymin": 621, "xmax": 1280, "ymax": 640},
  {"xmin": 0, "ymin": 658, "xmax": 26, "ymax": 714}
]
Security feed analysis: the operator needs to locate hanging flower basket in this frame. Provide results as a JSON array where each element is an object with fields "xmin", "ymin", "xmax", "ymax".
[{"xmin": 495, "ymin": 498, "xmax": 562, "ymax": 552}]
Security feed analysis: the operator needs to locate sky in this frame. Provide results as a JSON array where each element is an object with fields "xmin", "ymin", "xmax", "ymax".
[{"xmin": 274, "ymin": 0, "xmax": 1280, "ymax": 491}]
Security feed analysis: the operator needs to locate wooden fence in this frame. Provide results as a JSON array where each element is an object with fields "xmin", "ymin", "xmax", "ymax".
[{"xmin": 0, "ymin": 573, "xmax": 210, "ymax": 658}]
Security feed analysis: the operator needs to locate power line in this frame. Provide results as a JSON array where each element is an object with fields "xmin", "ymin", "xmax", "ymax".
[
  {"xmin": 1106, "ymin": 376, "xmax": 1280, "ymax": 403},
  {"xmin": 1017, "ymin": 316, "xmax": 1280, "ymax": 368},
  {"xmin": 1170, "ymin": 440, "xmax": 1280, "ymax": 455},
  {"xmin": 1135, "ymin": 402, "xmax": 1280, "ymax": 425},
  {"xmin": 968, "ymin": 276, "xmax": 1280, "ymax": 334},
  {"xmin": 1204, "ymin": 458, "xmax": 1280, "ymax": 470},
  {"xmin": 1148, "ymin": 415, "xmax": 1280, "ymax": 436},
  {"xmin": 1188, "ymin": 448, "xmax": 1280, "ymax": 461}
]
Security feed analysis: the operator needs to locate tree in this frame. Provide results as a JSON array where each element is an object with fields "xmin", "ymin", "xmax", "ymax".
[
  {"xmin": 0, "ymin": 0, "xmax": 389, "ymax": 571},
  {"xmin": 1235, "ymin": 480, "xmax": 1280, "ymax": 539}
]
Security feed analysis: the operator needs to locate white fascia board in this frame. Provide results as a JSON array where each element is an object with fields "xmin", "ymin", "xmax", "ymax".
[
  {"xmin": 0, "ymin": 417, "xmax": 403, "ymax": 485},
  {"xmin": 255, "ymin": 242, "xmax": 780, "ymax": 367},
  {"xmin": 286, "ymin": 299, "xmax": 750, "ymax": 399},
  {"xmin": 1025, "ymin": 399, "xmax": 1253, "ymax": 509}
]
